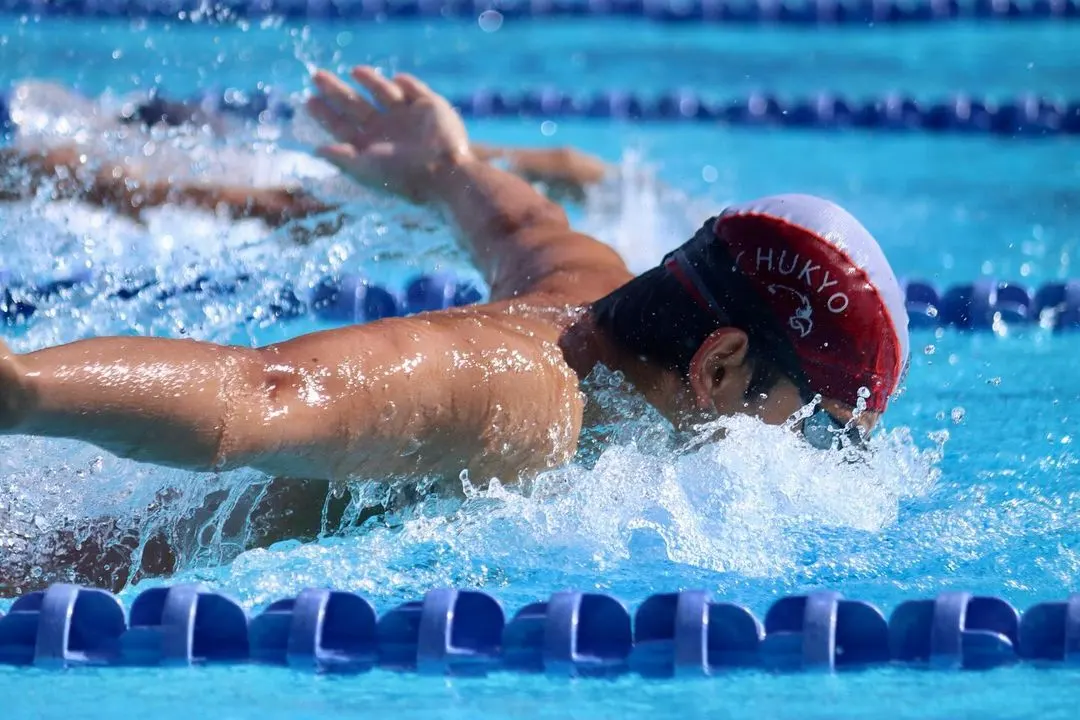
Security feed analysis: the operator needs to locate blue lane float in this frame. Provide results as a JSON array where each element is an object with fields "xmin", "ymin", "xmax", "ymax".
[
  {"xmin": 377, "ymin": 589, "xmax": 504, "ymax": 675},
  {"xmin": 760, "ymin": 591, "xmax": 890, "ymax": 671},
  {"xmin": 939, "ymin": 280, "xmax": 1034, "ymax": 329},
  {"xmin": 1018, "ymin": 594, "xmax": 1080, "ymax": 663},
  {"xmin": 6, "ymin": 584, "xmax": 1080, "ymax": 675},
  {"xmin": 901, "ymin": 279, "xmax": 1080, "ymax": 331},
  {"xmin": 2, "ymin": 0, "xmax": 1078, "ymax": 24},
  {"xmin": 503, "ymin": 591, "xmax": 633, "ymax": 676},
  {"xmin": 0, "ymin": 584, "xmax": 126, "ymax": 667},
  {"xmin": 628, "ymin": 590, "xmax": 761, "ymax": 677},
  {"xmin": 309, "ymin": 275, "xmax": 405, "ymax": 324},
  {"xmin": 2, "ymin": 88, "xmax": 1080, "ymax": 137},
  {"xmin": 119, "ymin": 584, "xmax": 249, "ymax": 666},
  {"xmin": 889, "ymin": 591, "xmax": 1020, "ymax": 670},
  {"xmin": 249, "ymin": 588, "xmax": 377, "ymax": 672}
]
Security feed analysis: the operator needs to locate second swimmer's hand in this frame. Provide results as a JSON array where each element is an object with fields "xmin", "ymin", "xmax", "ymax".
[{"xmin": 307, "ymin": 66, "xmax": 471, "ymax": 205}]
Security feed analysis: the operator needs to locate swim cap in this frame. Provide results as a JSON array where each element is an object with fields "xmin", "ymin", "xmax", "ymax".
[{"xmin": 666, "ymin": 194, "xmax": 909, "ymax": 412}]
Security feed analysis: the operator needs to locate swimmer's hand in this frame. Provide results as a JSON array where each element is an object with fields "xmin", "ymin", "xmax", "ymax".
[{"xmin": 306, "ymin": 66, "xmax": 471, "ymax": 204}]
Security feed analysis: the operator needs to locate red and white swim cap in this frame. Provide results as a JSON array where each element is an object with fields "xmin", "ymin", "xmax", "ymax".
[
  {"xmin": 666, "ymin": 194, "xmax": 909, "ymax": 412},
  {"xmin": 716, "ymin": 194, "xmax": 909, "ymax": 412}
]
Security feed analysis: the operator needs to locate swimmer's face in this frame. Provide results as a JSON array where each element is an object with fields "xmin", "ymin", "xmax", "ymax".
[
  {"xmin": 738, "ymin": 375, "xmax": 881, "ymax": 437},
  {"xmin": 650, "ymin": 326, "xmax": 880, "ymax": 444}
]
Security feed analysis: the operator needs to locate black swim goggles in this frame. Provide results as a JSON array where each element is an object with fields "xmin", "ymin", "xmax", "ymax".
[
  {"xmin": 663, "ymin": 218, "xmax": 868, "ymax": 453},
  {"xmin": 799, "ymin": 402, "xmax": 867, "ymax": 451}
]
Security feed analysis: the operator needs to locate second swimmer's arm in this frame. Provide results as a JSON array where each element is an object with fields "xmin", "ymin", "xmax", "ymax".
[
  {"xmin": 470, "ymin": 144, "xmax": 608, "ymax": 203},
  {"xmin": 0, "ymin": 146, "xmax": 339, "ymax": 227},
  {"xmin": 0, "ymin": 142, "xmax": 601, "ymax": 229}
]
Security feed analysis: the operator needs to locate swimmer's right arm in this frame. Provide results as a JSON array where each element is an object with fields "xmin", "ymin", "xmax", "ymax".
[{"xmin": 307, "ymin": 67, "xmax": 632, "ymax": 302}]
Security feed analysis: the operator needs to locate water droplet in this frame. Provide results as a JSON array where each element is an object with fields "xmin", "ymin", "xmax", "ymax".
[
  {"xmin": 987, "ymin": 377, "xmax": 1002, "ymax": 386},
  {"xmin": 478, "ymin": 10, "xmax": 503, "ymax": 32},
  {"xmin": 380, "ymin": 399, "xmax": 397, "ymax": 423},
  {"xmin": 540, "ymin": 120, "xmax": 557, "ymax": 136},
  {"xmin": 951, "ymin": 407, "xmax": 966, "ymax": 424},
  {"xmin": 400, "ymin": 437, "xmax": 423, "ymax": 457},
  {"xmin": 924, "ymin": 344, "xmax": 936, "ymax": 355}
]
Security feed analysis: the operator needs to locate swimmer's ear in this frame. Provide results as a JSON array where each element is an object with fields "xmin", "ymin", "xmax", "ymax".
[{"xmin": 686, "ymin": 328, "xmax": 750, "ymax": 413}]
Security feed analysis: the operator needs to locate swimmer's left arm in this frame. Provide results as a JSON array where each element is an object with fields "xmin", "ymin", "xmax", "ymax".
[{"xmin": 307, "ymin": 67, "xmax": 632, "ymax": 302}]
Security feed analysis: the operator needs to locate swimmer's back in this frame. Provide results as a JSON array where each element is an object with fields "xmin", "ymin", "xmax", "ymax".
[{"xmin": 227, "ymin": 298, "xmax": 591, "ymax": 485}]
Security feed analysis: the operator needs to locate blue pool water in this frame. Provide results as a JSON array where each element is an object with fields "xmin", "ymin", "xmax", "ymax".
[{"xmin": 0, "ymin": 13, "xmax": 1079, "ymax": 719}]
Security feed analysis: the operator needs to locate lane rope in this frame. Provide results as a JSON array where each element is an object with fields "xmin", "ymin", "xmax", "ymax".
[
  {"xmin": 1, "ymin": 0, "xmax": 1078, "ymax": 25},
  {"xmin": 7, "ymin": 88, "xmax": 1077, "ymax": 138},
  {"xmin": 4, "ymin": 272, "xmax": 1078, "ymax": 332},
  {"xmin": 0, "ymin": 583, "xmax": 1073, "ymax": 673}
]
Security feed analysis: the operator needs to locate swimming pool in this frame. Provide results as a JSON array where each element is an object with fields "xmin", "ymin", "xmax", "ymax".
[{"xmin": 1, "ymin": 9, "xmax": 1080, "ymax": 719}]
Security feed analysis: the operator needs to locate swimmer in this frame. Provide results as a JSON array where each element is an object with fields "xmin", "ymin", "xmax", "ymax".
[
  {"xmin": 0, "ymin": 67, "xmax": 908, "ymax": 593},
  {"xmin": 0, "ymin": 81, "xmax": 607, "ymax": 233},
  {"xmin": 0, "ymin": 144, "xmax": 338, "ymax": 229}
]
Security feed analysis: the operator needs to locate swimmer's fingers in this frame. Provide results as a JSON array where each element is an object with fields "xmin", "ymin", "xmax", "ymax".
[
  {"xmin": 306, "ymin": 97, "xmax": 364, "ymax": 145},
  {"xmin": 349, "ymin": 66, "xmax": 405, "ymax": 108},
  {"xmin": 392, "ymin": 73, "xmax": 433, "ymax": 102},
  {"xmin": 312, "ymin": 70, "xmax": 377, "ymax": 124}
]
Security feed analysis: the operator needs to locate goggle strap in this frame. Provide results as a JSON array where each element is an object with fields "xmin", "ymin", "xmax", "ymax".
[{"xmin": 663, "ymin": 248, "xmax": 728, "ymax": 319}]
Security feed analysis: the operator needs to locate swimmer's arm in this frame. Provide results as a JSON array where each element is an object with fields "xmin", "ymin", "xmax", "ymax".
[
  {"xmin": 429, "ymin": 150, "xmax": 631, "ymax": 301},
  {"xmin": 152, "ymin": 184, "xmax": 342, "ymax": 228},
  {"xmin": 470, "ymin": 144, "xmax": 608, "ymax": 203},
  {"xmin": 308, "ymin": 68, "xmax": 631, "ymax": 302},
  {"xmin": 0, "ymin": 146, "xmax": 339, "ymax": 228},
  {"xmin": 0, "ymin": 143, "xmax": 592, "ymax": 229},
  {"xmin": 0, "ymin": 318, "xmax": 580, "ymax": 481}
]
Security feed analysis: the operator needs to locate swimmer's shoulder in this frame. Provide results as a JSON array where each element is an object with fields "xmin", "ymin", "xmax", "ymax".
[{"xmin": 384, "ymin": 303, "xmax": 590, "ymax": 479}]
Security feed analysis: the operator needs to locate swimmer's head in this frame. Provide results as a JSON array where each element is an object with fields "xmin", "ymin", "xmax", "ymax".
[
  {"xmin": 591, "ymin": 193, "xmax": 909, "ymax": 449},
  {"xmin": 118, "ymin": 96, "xmax": 203, "ymax": 128}
]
